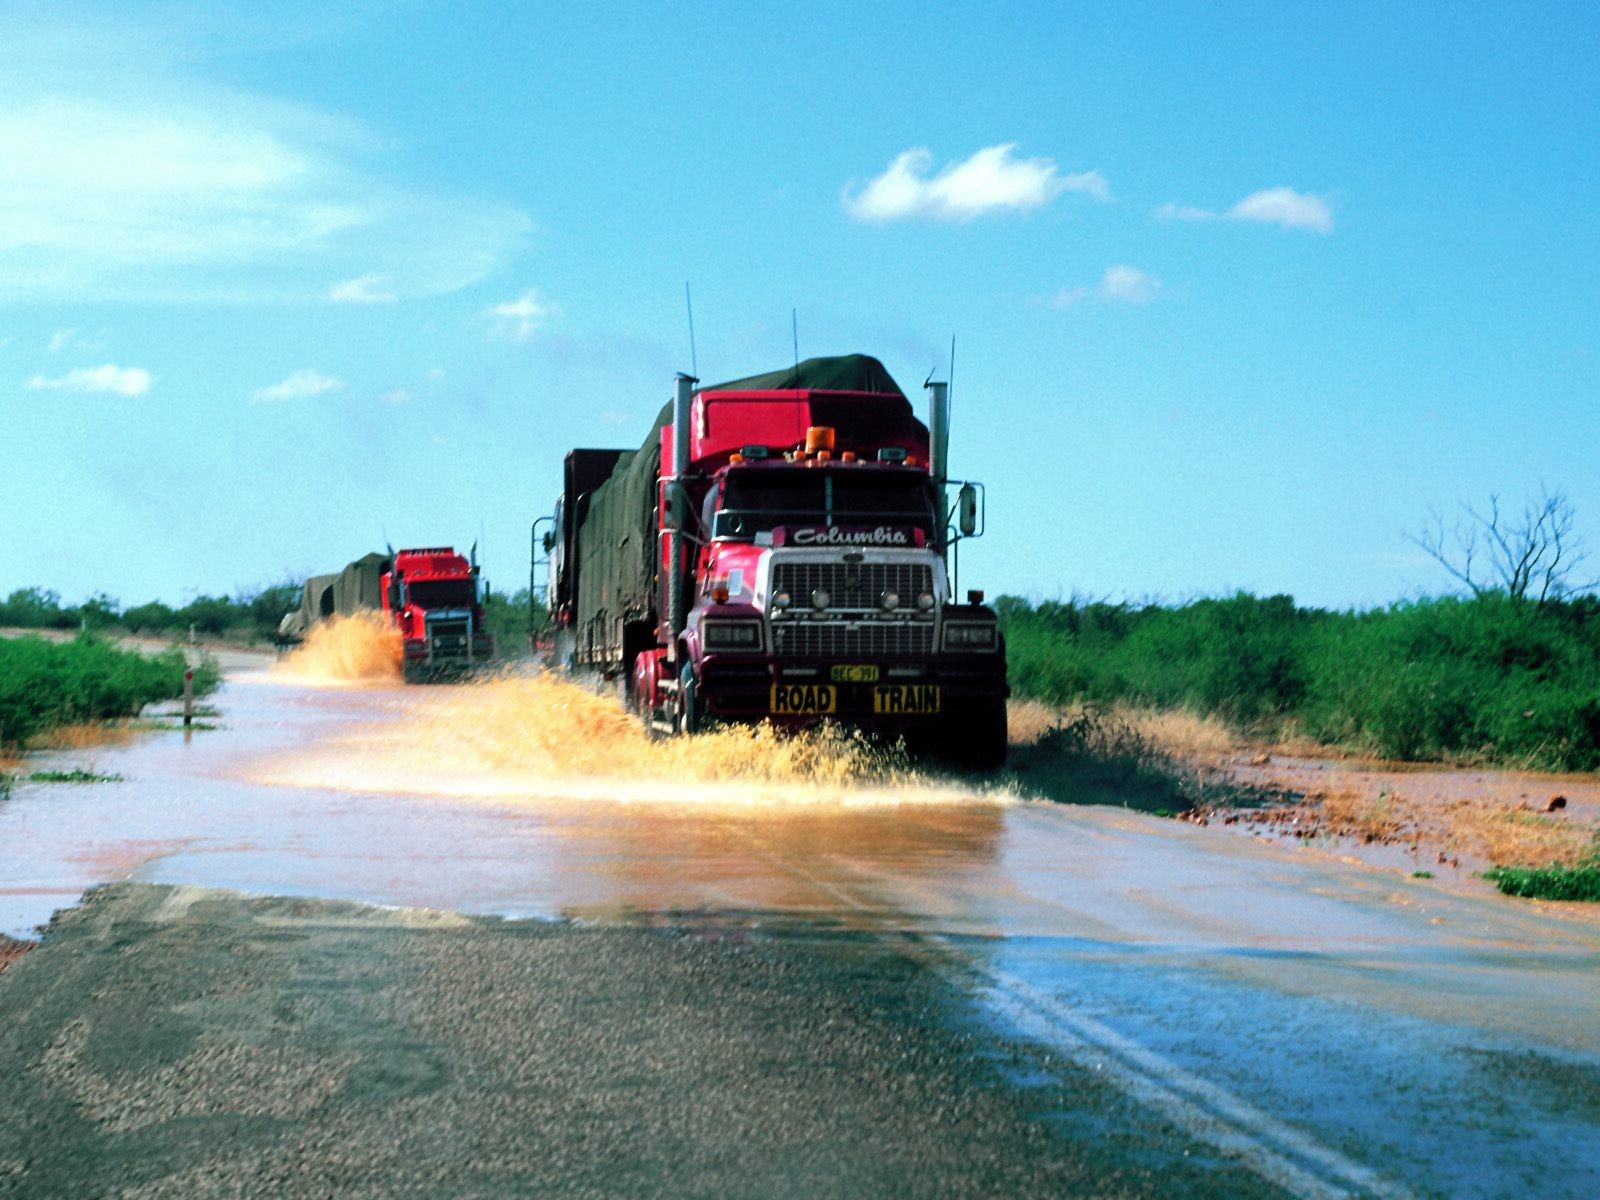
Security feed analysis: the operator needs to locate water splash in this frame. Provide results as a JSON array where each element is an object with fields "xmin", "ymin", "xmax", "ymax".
[
  {"xmin": 273, "ymin": 613, "xmax": 401, "ymax": 686},
  {"xmin": 253, "ymin": 670, "xmax": 1006, "ymax": 809}
]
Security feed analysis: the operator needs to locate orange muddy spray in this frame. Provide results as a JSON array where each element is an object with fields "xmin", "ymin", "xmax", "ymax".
[{"xmin": 274, "ymin": 612, "xmax": 402, "ymax": 685}]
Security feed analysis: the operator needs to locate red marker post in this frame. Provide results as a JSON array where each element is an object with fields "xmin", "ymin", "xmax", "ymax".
[{"xmin": 183, "ymin": 668, "xmax": 194, "ymax": 728}]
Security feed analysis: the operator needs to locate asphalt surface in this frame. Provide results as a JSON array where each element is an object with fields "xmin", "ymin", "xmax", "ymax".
[{"xmin": 0, "ymin": 883, "xmax": 1281, "ymax": 1199}]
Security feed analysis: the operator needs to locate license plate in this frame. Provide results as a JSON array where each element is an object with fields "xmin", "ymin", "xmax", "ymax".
[
  {"xmin": 771, "ymin": 683, "xmax": 837, "ymax": 715},
  {"xmin": 872, "ymin": 684, "xmax": 941, "ymax": 715},
  {"xmin": 830, "ymin": 664, "xmax": 880, "ymax": 683}
]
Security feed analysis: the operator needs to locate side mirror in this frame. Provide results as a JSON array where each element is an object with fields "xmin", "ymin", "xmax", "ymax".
[{"xmin": 957, "ymin": 483, "xmax": 979, "ymax": 537}]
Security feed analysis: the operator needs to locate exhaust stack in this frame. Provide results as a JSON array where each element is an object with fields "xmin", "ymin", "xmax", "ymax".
[
  {"xmin": 665, "ymin": 372, "xmax": 697, "ymax": 656},
  {"xmin": 927, "ymin": 380, "xmax": 950, "ymax": 487}
]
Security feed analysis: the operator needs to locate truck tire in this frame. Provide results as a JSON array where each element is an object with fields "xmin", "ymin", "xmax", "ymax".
[
  {"xmin": 948, "ymin": 702, "xmax": 1008, "ymax": 771},
  {"xmin": 676, "ymin": 666, "xmax": 702, "ymax": 736}
]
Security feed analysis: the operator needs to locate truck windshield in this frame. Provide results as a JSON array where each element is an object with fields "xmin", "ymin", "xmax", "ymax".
[
  {"xmin": 406, "ymin": 580, "xmax": 476, "ymax": 608},
  {"xmin": 713, "ymin": 469, "xmax": 935, "ymax": 539}
]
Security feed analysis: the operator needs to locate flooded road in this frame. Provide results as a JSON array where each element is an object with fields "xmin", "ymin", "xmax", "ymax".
[{"xmin": 3, "ymin": 666, "xmax": 1600, "ymax": 1197}]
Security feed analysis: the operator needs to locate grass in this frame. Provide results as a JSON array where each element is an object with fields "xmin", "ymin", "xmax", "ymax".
[
  {"xmin": 0, "ymin": 633, "xmax": 219, "ymax": 749},
  {"xmin": 27, "ymin": 769, "xmax": 124, "ymax": 784},
  {"xmin": 1000, "ymin": 592, "xmax": 1600, "ymax": 772},
  {"xmin": 1006, "ymin": 701, "xmax": 1204, "ymax": 813},
  {"xmin": 1484, "ymin": 864, "xmax": 1600, "ymax": 902}
]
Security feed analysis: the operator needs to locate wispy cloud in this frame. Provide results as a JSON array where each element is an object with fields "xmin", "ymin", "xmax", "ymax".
[
  {"xmin": 47, "ymin": 328, "xmax": 76, "ymax": 353},
  {"xmin": 1097, "ymin": 264, "xmax": 1162, "ymax": 303},
  {"xmin": 843, "ymin": 144, "xmax": 1107, "ymax": 222},
  {"xmin": 328, "ymin": 273, "xmax": 397, "ymax": 304},
  {"xmin": 486, "ymin": 288, "xmax": 557, "ymax": 340},
  {"xmin": 1157, "ymin": 187, "xmax": 1333, "ymax": 233},
  {"xmin": 0, "ymin": 87, "xmax": 532, "ymax": 302},
  {"xmin": 378, "ymin": 389, "xmax": 413, "ymax": 405},
  {"xmin": 251, "ymin": 368, "xmax": 344, "ymax": 403},
  {"xmin": 1050, "ymin": 265, "xmax": 1163, "ymax": 308},
  {"xmin": 25, "ymin": 363, "xmax": 153, "ymax": 395}
]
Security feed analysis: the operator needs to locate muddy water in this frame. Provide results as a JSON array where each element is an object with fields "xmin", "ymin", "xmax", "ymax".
[{"xmin": 4, "ymin": 664, "xmax": 1600, "ymax": 1195}]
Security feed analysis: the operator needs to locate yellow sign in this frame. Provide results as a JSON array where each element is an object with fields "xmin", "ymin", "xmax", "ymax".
[
  {"xmin": 872, "ymin": 684, "xmax": 941, "ymax": 715},
  {"xmin": 830, "ymin": 664, "xmax": 880, "ymax": 683},
  {"xmin": 771, "ymin": 683, "xmax": 837, "ymax": 715}
]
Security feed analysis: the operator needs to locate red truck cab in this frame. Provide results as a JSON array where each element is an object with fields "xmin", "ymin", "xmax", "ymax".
[{"xmin": 382, "ymin": 547, "xmax": 494, "ymax": 680}]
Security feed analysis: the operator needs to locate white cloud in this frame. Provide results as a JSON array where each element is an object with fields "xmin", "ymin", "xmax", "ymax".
[
  {"xmin": 426, "ymin": 367, "xmax": 446, "ymax": 381},
  {"xmin": 378, "ymin": 389, "xmax": 413, "ymax": 405},
  {"xmin": 250, "ymin": 368, "xmax": 344, "ymax": 403},
  {"xmin": 1049, "ymin": 265, "xmax": 1163, "ymax": 308},
  {"xmin": 1062, "ymin": 170, "xmax": 1113, "ymax": 203},
  {"xmin": 1157, "ymin": 187, "xmax": 1333, "ymax": 233},
  {"xmin": 328, "ymin": 273, "xmax": 397, "ymax": 304},
  {"xmin": 843, "ymin": 143, "xmax": 1101, "ymax": 221},
  {"xmin": 25, "ymin": 363, "xmax": 153, "ymax": 395},
  {"xmin": 47, "ymin": 328, "xmax": 76, "ymax": 352},
  {"xmin": 486, "ymin": 288, "xmax": 557, "ymax": 340},
  {"xmin": 1098, "ymin": 264, "xmax": 1162, "ymax": 303},
  {"xmin": 1227, "ymin": 187, "xmax": 1333, "ymax": 232},
  {"xmin": 0, "ymin": 92, "xmax": 532, "ymax": 302}
]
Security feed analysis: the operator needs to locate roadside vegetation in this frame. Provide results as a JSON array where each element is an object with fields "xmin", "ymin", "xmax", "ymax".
[
  {"xmin": 0, "ymin": 635, "xmax": 218, "ymax": 751},
  {"xmin": 0, "ymin": 584, "xmax": 301, "ymax": 643},
  {"xmin": 999, "ymin": 592, "xmax": 1600, "ymax": 774}
]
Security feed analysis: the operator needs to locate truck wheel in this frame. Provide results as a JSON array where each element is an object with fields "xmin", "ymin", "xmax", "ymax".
[
  {"xmin": 676, "ymin": 667, "xmax": 702, "ymax": 736},
  {"xmin": 950, "ymin": 703, "xmax": 1008, "ymax": 771}
]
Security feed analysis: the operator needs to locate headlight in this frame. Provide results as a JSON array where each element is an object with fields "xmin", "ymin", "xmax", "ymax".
[
  {"xmin": 811, "ymin": 588, "xmax": 831, "ymax": 610},
  {"xmin": 879, "ymin": 590, "xmax": 899, "ymax": 611},
  {"xmin": 943, "ymin": 622, "xmax": 996, "ymax": 650},
  {"xmin": 916, "ymin": 591, "xmax": 935, "ymax": 611},
  {"xmin": 772, "ymin": 591, "xmax": 792, "ymax": 611},
  {"xmin": 701, "ymin": 619, "xmax": 763, "ymax": 651}
]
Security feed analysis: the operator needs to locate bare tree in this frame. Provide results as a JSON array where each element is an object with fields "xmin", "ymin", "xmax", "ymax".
[{"xmin": 1408, "ymin": 487, "xmax": 1598, "ymax": 605}]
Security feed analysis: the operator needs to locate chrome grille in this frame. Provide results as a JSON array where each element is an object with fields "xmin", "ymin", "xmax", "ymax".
[
  {"xmin": 771, "ymin": 560, "xmax": 934, "ymax": 611},
  {"xmin": 427, "ymin": 617, "xmax": 471, "ymax": 658},
  {"xmin": 771, "ymin": 620, "xmax": 934, "ymax": 659}
]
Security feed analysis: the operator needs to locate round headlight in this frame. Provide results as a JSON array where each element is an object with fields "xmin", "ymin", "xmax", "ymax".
[
  {"xmin": 879, "ymin": 590, "xmax": 899, "ymax": 611},
  {"xmin": 811, "ymin": 588, "xmax": 831, "ymax": 610},
  {"xmin": 916, "ymin": 591, "xmax": 935, "ymax": 611},
  {"xmin": 772, "ymin": 591, "xmax": 792, "ymax": 610}
]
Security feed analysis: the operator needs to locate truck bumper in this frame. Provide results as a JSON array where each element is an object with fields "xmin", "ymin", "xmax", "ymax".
[{"xmin": 694, "ymin": 654, "xmax": 1008, "ymax": 734}]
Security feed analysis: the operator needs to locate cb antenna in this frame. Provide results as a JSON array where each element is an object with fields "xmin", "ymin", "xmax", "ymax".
[
  {"xmin": 948, "ymin": 334, "xmax": 956, "ymax": 420},
  {"xmin": 792, "ymin": 309, "xmax": 800, "ymax": 374},
  {"xmin": 684, "ymin": 282, "xmax": 698, "ymax": 380}
]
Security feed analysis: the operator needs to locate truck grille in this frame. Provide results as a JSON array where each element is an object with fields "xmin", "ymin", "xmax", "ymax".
[
  {"xmin": 772, "ymin": 620, "xmax": 934, "ymax": 660},
  {"xmin": 427, "ymin": 617, "xmax": 471, "ymax": 659},
  {"xmin": 770, "ymin": 560, "xmax": 934, "ymax": 612}
]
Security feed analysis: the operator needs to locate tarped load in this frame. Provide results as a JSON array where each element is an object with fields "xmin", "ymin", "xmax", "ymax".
[
  {"xmin": 699, "ymin": 353, "xmax": 905, "ymax": 396},
  {"xmin": 577, "ymin": 450, "xmax": 654, "ymax": 635},
  {"xmin": 276, "ymin": 552, "xmax": 390, "ymax": 642}
]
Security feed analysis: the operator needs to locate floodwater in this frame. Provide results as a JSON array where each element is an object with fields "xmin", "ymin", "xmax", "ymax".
[{"xmin": 3, "ymin": 662, "xmax": 1600, "ymax": 1197}]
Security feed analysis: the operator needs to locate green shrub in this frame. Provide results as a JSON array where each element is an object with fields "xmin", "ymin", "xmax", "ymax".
[
  {"xmin": 1000, "ymin": 592, "xmax": 1600, "ymax": 771},
  {"xmin": 0, "ymin": 634, "xmax": 216, "ymax": 747}
]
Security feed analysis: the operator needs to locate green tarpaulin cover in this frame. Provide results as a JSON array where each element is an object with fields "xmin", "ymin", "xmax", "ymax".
[{"xmin": 277, "ymin": 552, "xmax": 390, "ymax": 640}]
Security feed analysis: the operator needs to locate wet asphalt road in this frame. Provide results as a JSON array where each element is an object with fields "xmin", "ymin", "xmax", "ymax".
[
  {"xmin": 0, "ymin": 883, "xmax": 1279, "ymax": 1199},
  {"xmin": 1, "ymin": 669, "xmax": 1599, "ymax": 1197}
]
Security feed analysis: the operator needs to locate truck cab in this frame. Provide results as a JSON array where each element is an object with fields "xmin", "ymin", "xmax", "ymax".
[{"xmin": 382, "ymin": 547, "xmax": 494, "ymax": 680}]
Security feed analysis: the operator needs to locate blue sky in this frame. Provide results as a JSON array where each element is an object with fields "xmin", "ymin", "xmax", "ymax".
[{"xmin": 2, "ymin": 0, "xmax": 1596, "ymax": 611}]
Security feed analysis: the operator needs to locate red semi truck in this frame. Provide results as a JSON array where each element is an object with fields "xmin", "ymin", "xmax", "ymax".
[
  {"xmin": 383, "ymin": 547, "xmax": 495, "ymax": 681},
  {"xmin": 547, "ymin": 354, "xmax": 1008, "ymax": 766},
  {"xmin": 278, "ymin": 546, "xmax": 494, "ymax": 681}
]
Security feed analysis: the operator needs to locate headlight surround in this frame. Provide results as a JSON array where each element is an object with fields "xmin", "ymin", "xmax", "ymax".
[
  {"xmin": 701, "ymin": 619, "xmax": 763, "ymax": 651},
  {"xmin": 942, "ymin": 622, "xmax": 997, "ymax": 651}
]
